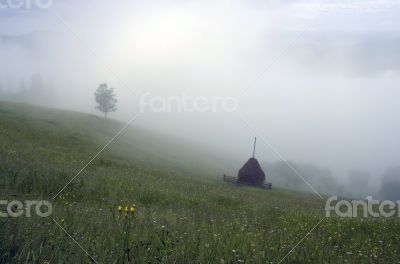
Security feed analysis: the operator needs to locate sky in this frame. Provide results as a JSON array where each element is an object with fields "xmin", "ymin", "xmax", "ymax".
[{"xmin": 1, "ymin": 0, "xmax": 400, "ymax": 186}]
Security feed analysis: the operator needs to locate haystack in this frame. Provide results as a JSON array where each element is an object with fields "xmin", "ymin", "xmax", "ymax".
[{"xmin": 238, "ymin": 157, "xmax": 265, "ymax": 186}]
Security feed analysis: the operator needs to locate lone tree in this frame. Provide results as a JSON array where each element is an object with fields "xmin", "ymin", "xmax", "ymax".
[{"xmin": 95, "ymin": 83, "xmax": 117, "ymax": 118}]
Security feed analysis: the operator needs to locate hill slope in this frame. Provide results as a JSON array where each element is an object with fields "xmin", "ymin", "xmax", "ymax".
[
  {"xmin": 0, "ymin": 101, "xmax": 399, "ymax": 263},
  {"xmin": 0, "ymin": 101, "xmax": 231, "ymax": 179}
]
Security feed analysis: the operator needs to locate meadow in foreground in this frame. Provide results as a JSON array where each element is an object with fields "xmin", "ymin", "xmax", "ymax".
[{"xmin": 1, "ymin": 101, "xmax": 400, "ymax": 263}]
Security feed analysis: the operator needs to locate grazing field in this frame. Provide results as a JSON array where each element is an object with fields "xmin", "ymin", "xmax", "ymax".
[{"xmin": 1, "ymin": 101, "xmax": 399, "ymax": 263}]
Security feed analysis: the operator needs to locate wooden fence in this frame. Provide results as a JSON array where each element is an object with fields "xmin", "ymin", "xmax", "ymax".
[
  {"xmin": 223, "ymin": 174, "xmax": 239, "ymax": 184},
  {"xmin": 223, "ymin": 174, "xmax": 272, "ymax": 189}
]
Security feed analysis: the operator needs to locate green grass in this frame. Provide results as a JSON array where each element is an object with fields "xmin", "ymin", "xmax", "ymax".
[{"xmin": 1, "ymin": 101, "xmax": 399, "ymax": 263}]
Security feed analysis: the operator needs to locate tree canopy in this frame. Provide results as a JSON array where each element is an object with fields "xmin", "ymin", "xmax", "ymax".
[{"xmin": 95, "ymin": 83, "xmax": 117, "ymax": 118}]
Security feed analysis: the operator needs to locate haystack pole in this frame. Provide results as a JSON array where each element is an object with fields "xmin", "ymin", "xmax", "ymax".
[{"xmin": 252, "ymin": 137, "xmax": 257, "ymax": 158}]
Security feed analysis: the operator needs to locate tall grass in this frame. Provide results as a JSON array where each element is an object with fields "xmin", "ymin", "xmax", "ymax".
[{"xmin": 1, "ymin": 101, "xmax": 400, "ymax": 263}]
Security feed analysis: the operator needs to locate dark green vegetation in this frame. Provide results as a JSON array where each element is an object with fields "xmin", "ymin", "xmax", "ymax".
[{"xmin": 1, "ymin": 101, "xmax": 400, "ymax": 263}]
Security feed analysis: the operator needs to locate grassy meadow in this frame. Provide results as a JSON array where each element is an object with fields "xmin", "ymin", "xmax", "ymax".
[{"xmin": 1, "ymin": 101, "xmax": 400, "ymax": 263}]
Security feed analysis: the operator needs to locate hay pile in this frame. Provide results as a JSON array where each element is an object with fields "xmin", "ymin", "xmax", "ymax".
[{"xmin": 238, "ymin": 157, "xmax": 265, "ymax": 186}]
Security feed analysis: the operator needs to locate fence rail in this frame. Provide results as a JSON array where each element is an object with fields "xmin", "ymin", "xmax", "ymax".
[
  {"xmin": 223, "ymin": 174, "xmax": 272, "ymax": 189},
  {"xmin": 223, "ymin": 174, "xmax": 239, "ymax": 184}
]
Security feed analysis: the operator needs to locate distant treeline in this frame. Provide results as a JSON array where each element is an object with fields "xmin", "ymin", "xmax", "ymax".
[
  {"xmin": 262, "ymin": 161, "xmax": 343, "ymax": 196},
  {"xmin": 263, "ymin": 161, "xmax": 400, "ymax": 200},
  {"xmin": 0, "ymin": 74, "xmax": 53, "ymax": 105}
]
